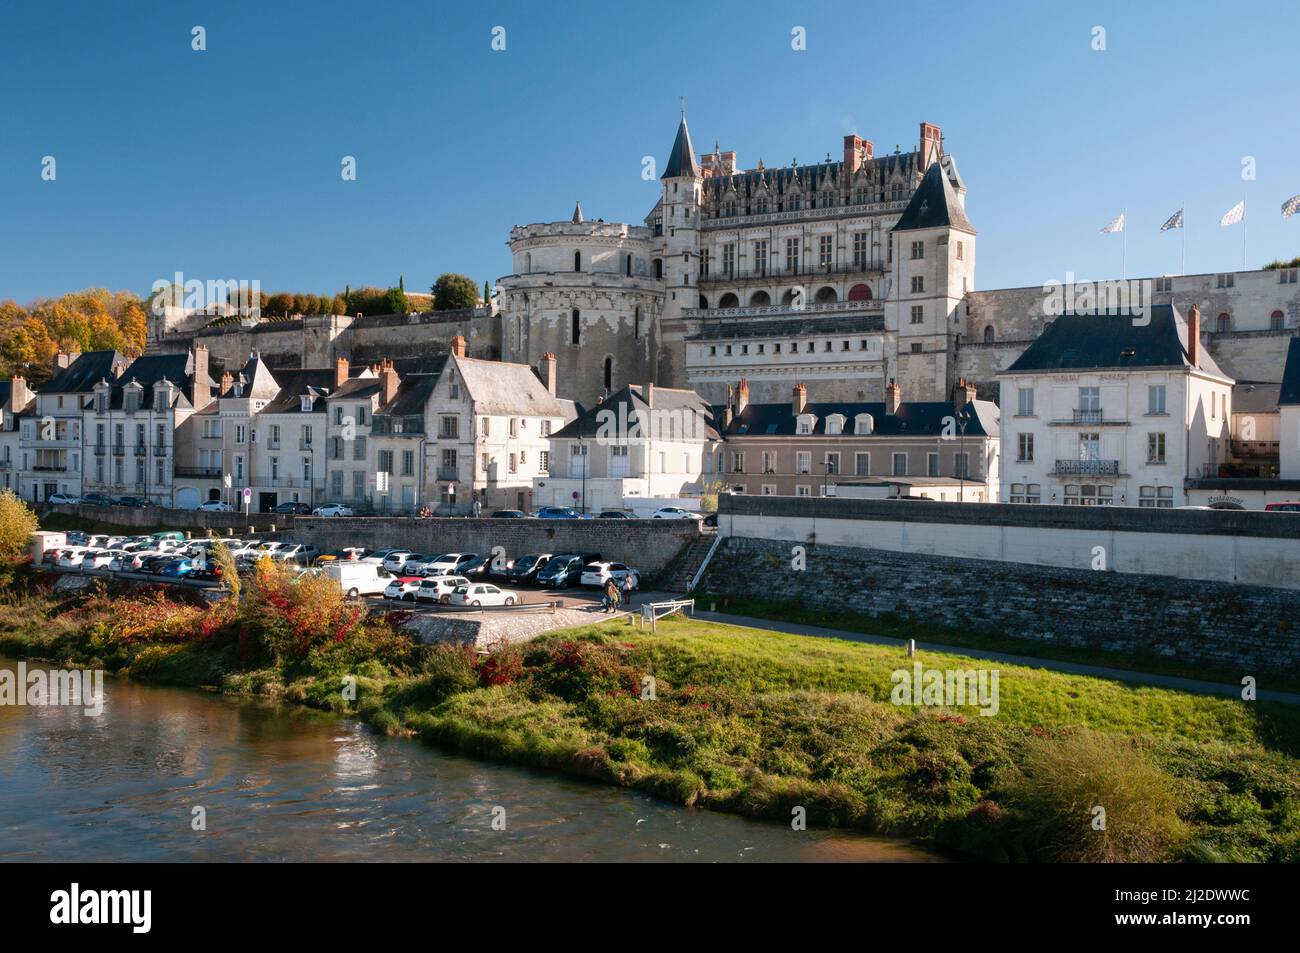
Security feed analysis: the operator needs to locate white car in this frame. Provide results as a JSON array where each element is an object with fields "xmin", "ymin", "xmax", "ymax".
[
  {"xmin": 48, "ymin": 493, "xmax": 80, "ymax": 505},
  {"xmin": 56, "ymin": 547, "xmax": 93, "ymax": 568},
  {"xmin": 580, "ymin": 562, "xmax": 640, "ymax": 589},
  {"xmin": 381, "ymin": 551, "xmax": 419, "ymax": 573},
  {"xmin": 415, "ymin": 575, "xmax": 471, "ymax": 604},
  {"xmin": 418, "ymin": 552, "xmax": 480, "ymax": 577},
  {"xmin": 273, "ymin": 544, "xmax": 317, "ymax": 564},
  {"xmin": 198, "ymin": 500, "xmax": 233, "ymax": 512},
  {"xmin": 312, "ymin": 503, "xmax": 353, "ymax": 517},
  {"xmin": 85, "ymin": 550, "xmax": 125, "ymax": 570},
  {"xmin": 447, "ymin": 583, "xmax": 520, "ymax": 607},
  {"xmin": 650, "ymin": 506, "xmax": 703, "ymax": 520},
  {"xmin": 383, "ymin": 577, "xmax": 424, "ymax": 601}
]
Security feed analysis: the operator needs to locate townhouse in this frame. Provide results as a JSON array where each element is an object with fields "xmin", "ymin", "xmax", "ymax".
[
  {"xmin": 535, "ymin": 381, "xmax": 720, "ymax": 513},
  {"xmin": 0, "ymin": 376, "xmax": 35, "ymax": 494},
  {"xmin": 998, "ymin": 304, "xmax": 1233, "ymax": 507},
  {"xmin": 714, "ymin": 377, "xmax": 1000, "ymax": 501},
  {"xmin": 369, "ymin": 361, "xmax": 446, "ymax": 514},
  {"xmin": 323, "ymin": 358, "xmax": 390, "ymax": 509},
  {"xmin": 1281, "ymin": 337, "xmax": 1300, "ymax": 480}
]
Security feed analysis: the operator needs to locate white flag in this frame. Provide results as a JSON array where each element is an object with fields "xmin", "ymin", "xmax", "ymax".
[
  {"xmin": 1220, "ymin": 201, "xmax": 1245, "ymax": 227},
  {"xmin": 1099, "ymin": 212, "xmax": 1125, "ymax": 234}
]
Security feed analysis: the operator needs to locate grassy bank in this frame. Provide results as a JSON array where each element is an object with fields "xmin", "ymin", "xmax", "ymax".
[
  {"xmin": 4, "ymin": 568, "xmax": 1298, "ymax": 862},
  {"xmin": 696, "ymin": 590, "xmax": 1300, "ymax": 695}
]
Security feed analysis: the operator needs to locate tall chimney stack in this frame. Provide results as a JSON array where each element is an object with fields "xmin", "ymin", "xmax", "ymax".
[
  {"xmin": 736, "ymin": 377, "xmax": 750, "ymax": 414},
  {"xmin": 380, "ymin": 359, "xmax": 400, "ymax": 405},
  {"xmin": 1187, "ymin": 304, "xmax": 1200, "ymax": 369},
  {"xmin": 919, "ymin": 122, "xmax": 942, "ymax": 170},
  {"xmin": 8, "ymin": 375, "xmax": 32, "ymax": 413},
  {"xmin": 191, "ymin": 345, "xmax": 211, "ymax": 410},
  {"xmin": 451, "ymin": 335, "xmax": 467, "ymax": 358},
  {"xmin": 536, "ymin": 352, "xmax": 557, "ymax": 395},
  {"xmin": 885, "ymin": 378, "xmax": 901, "ymax": 415},
  {"xmin": 219, "ymin": 370, "xmax": 234, "ymax": 397},
  {"xmin": 954, "ymin": 376, "xmax": 976, "ymax": 414},
  {"xmin": 843, "ymin": 135, "xmax": 863, "ymax": 175},
  {"xmin": 334, "ymin": 356, "xmax": 350, "ymax": 388},
  {"xmin": 792, "ymin": 382, "xmax": 807, "ymax": 415}
]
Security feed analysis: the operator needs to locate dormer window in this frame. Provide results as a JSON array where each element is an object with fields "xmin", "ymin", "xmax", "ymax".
[
  {"xmin": 824, "ymin": 414, "xmax": 845, "ymax": 435},
  {"xmin": 796, "ymin": 413, "xmax": 816, "ymax": 435},
  {"xmin": 854, "ymin": 413, "xmax": 875, "ymax": 435},
  {"xmin": 300, "ymin": 394, "xmax": 315, "ymax": 412}
]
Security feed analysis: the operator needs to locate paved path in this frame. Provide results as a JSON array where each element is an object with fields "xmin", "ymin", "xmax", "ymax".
[{"xmin": 690, "ymin": 608, "xmax": 1300, "ymax": 706}]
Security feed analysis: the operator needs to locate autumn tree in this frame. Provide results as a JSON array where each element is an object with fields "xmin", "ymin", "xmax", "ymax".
[{"xmin": 0, "ymin": 489, "xmax": 38, "ymax": 583}]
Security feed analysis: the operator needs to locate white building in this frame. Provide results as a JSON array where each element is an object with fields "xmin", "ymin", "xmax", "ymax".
[
  {"xmin": 998, "ymin": 304, "xmax": 1233, "ymax": 507},
  {"xmin": 0, "ymin": 376, "xmax": 35, "ymax": 495},
  {"xmin": 1279, "ymin": 337, "xmax": 1300, "ymax": 479}
]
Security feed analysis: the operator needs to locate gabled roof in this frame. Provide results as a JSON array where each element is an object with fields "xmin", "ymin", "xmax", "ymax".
[
  {"xmin": 721, "ymin": 399, "xmax": 997, "ymax": 439},
  {"xmin": 97, "ymin": 353, "xmax": 208, "ymax": 411},
  {"xmin": 552, "ymin": 384, "xmax": 719, "ymax": 441},
  {"xmin": 44, "ymin": 350, "xmax": 125, "ymax": 394},
  {"xmin": 662, "ymin": 114, "xmax": 702, "ymax": 180},
  {"xmin": 327, "ymin": 375, "xmax": 383, "ymax": 401},
  {"xmin": 376, "ymin": 358, "xmax": 448, "ymax": 418},
  {"xmin": 453, "ymin": 354, "xmax": 563, "ymax": 417},
  {"xmin": 893, "ymin": 161, "xmax": 975, "ymax": 233},
  {"xmin": 259, "ymin": 369, "xmax": 336, "ymax": 414},
  {"xmin": 1003, "ymin": 304, "xmax": 1230, "ymax": 380},
  {"xmin": 228, "ymin": 353, "xmax": 282, "ymax": 400},
  {"xmin": 1280, "ymin": 338, "xmax": 1300, "ymax": 406},
  {"xmin": 1233, "ymin": 381, "xmax": 1282, "ymax": 414}
]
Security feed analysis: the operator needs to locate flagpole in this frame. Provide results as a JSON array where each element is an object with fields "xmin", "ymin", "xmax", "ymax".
[
  {"xmin": 1122, "ymin": 208, "xmax": 1127, "ymax": 280},
  {"xmin": 1180, "ymin": 199, "xmax": 1186, "ymax": 275},
  {"xmin": 1242, "ymin": 196, "xmax": 1247, "ymax": 270}
]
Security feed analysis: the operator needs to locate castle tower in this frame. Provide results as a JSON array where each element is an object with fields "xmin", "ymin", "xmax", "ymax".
[
  {"xmin": 886, "ymin": 132, "xmax": 977, "ymax": 403},
  {"xmin": 655, "ymin": 110, "xmax": 704, "ymax": 388}
]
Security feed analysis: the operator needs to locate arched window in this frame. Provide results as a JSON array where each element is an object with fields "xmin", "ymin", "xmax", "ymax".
[
  {"xmin": 698, "ymin": 295, "xmax": 708, "ymax": 309},
  {"xmin": 719, "ymin": 292, "xmax": 739, "ymax": 309},
  {"xmin": 603, "ymin": 356, "xmax": 613, "ymax": 393},
  {"xmin": 749, "ymin": 290, "xmax": 771, "ymax": 307},
  {"xmin": 571, "ymin": 309, "xmax": 580, "ymax": 345},
  {"xmin": 574, "ymin": 250, "xmax": 582, "ymax": 272},
  {"xmin": 625, "ymin": 254, "xmax": 632, "ymax": 277},
  {"xmin": 983, "ymin": 325, "xmax": 995, "ymax": 343},
  {"xmin": 653, "ymin": 259, "xmax": 663, "ymax": 279},
  {"xmin": 1271, "ymin": 309, "xmax": 1285, "ymax": 330},
  {"xmin": 525, "ymin": 252, "xmax": 532, "ymax": 273},
  {"xmin": 848, "ymin": 283, "xmax": 873, "ymax": 301},
  {"xmin": 1217, "ymin": 313, "xmax": 1231, "ymax": 333},
  {"xmin": 815, "ymin": 286, "xmax": 838, "ymax": 304}
]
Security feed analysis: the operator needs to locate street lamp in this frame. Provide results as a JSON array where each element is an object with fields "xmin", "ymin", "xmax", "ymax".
[
  {"xmin": 956, "ymin": 409, "xmax": 970, "ymax": 503},
  {"xmin": 579, "ymin": 435, "xmax": 587, "ymax": 514}
]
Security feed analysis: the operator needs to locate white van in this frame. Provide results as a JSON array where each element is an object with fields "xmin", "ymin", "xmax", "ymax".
[{"xmin": 323, "ymin": 561, "xmax": 395, "ymax": 598}]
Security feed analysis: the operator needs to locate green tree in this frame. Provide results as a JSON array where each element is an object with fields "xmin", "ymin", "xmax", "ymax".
[
  {"xmin": 483, "ymin": 280, "xmax": 491, "ymax": 304},
  {"xmin": 384, "ymin": 285, "xmax": 409, "ymax": 315},
  {"xmin": 0, "ymin": 489, "xmax": 38, "ymax": 581},
  {"xmin": 431, "ymin": 273, "xmax": 479, "ymax": 311}
]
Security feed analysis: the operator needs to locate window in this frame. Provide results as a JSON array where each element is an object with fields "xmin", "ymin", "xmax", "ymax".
[
  {"xmin": 753, "ymin": 240, "xmax": 768, "ymax": 276},
  {"xmin": 353, "ymin": 471, "xmax": 365, "ymax": 499},
  {"xmin": 235, "ymin": 425, "xmax": 246, "ymax": 444},
  {"xmin": 785, "ymin": 237, "xmax": 800, "ymax": 274},
  {"xmin": 911, "ymin": 276, "xmax": 924, "ymax": 294},
  {"xmin": 1278, "ymin": 268, "xmax": 1297, "ymax": 285},
  {"xmin": 722, "ymin": 243, "xmax": 735, "ymax": 277},
  {"xmin": 910, "ymin": 343, "xmax": 923, "ymax": 354},
  {"xmin": 910, "ymin": 240, "xmax": 924, "ymax": 260},
  {"xmin": 1270, "ymin": 310, "xmax": 1285, "ymax": 330},
  {"xmin": 956, "ymin": 241, "xmax": 964, "ymax": 261},
  {"xmin": 539, "ymin": 451, "xmax": 549, "ymax": 473},
  {"xmin": 541, "ymin": 420, "xmax": 552, "ymax": 437},
  {"xmin": 852, "ymin": 232, "xmax": 868, "ymax": 268},
  {"xmin": 910, "ymin": 305, "xmax": 924, "ymax": 324},
  {"xmin": 824, "ymin": 452, "xmax": 839, "ymax": 475},
  {"xmin": 1215, "ymin": 273, "xmax": 1234, "ymax": 289},
  {"xmin": 1155, "ymin": 277, "xmax": 1173, "ymax": 293},
  {"xmin": 1064, "ymin": 484, "xmax": 1113, "ymax": 506},
  {"xmin": 1078, "ymin": 386, "xmax": 1100, "ymax": 414},
  {"xmin": 1017, "ymin": 387, "xmax": 1034, "ymax": 416},
  {"xmin": 854, "ymin": 453, "xmax": 870, "ymax": 476},
  {"xmin": 927, "ymin": 452, "xmax": 939, "ymax": 477},
  {"xmin": 699, "ymin": 249, "xmax": 709, "ymax": 278},
  {"xmin": 353, "ymin": 436, "xmax": 366, "ymax": 460},
  {"xmin": 1018, "ymin": 433, "xmax": 1034, "ymax": 462},
  {"xmin": 440, "ymin": 416, "xmax": 459, "ymax": 439},
  {"xmin": 1139, "ymin": 486, "xmax": 1174, "ymax": 508},
  {"xmin": 731, "ymin": 452, "xmax": 745, "ymax": 473},
  {"xmin": 441, "ymin": 449, "xmax": 457, "ymax": 473},
  {"xmin": 481, "ymin": 417, "xmax": 491, "ymax": 437},
  {"xmin": 1217, "ymin": 313, "xmax": 1231, "ymax": 333},
  {"xmin": 508, "ymin": 453, "xmax": 517, "ymax": 474},
  {"xmin": 1009, "ymin": 483, "xmax": 1042, "ymax": 504},
  {"xmin": 508, "ymin": 417, "xmax": 518, "ymax": 438},
  {"xmin": 571, "ymin": 309, "xmax": 581, "ymax": 345},
  {"xmin": 331, "ymin": 470, "xmax": 343, "ymax": 496},
  {"xmin": 819, "ymin": 235, "xmax": 833, "ymax": 269},
  {"xmin": 574, "ymin": 250, "xmax": 582, "ymax": 272},
  {"xmin": 1147, "ymin": 432, "xmax": 1166, "ymax": 463},
  {"xmin": 795, "ymin": 485, "xmax": 811, "ymax": 498},
  {"xmin": 891, "ymin": 452, "xmax": 907, "ymax": 476},
  {"xmin": 378, "ymin": 450, "xmax": 393, "ymax": 473},
  {"xmin": 481, "ymin": 452, "xmax": 490, "ymax": 475},
  {"xmin": 761, "ymin": 451, "xmax": 776, "ymax": 474},
  {"xmin": 356, "ymin": 406, "xmax": 366, "ymax": 425},
  {"xmin": 334, "ymin": 406, "xmax": 344, "ymax": 425},
  {"xmin": 954, "ymin": 453, "xmax": 970, "ymax": 479},
  {"xmin": 1147, "ymin": 384, "xmax": 1167, "ymax": 415}
]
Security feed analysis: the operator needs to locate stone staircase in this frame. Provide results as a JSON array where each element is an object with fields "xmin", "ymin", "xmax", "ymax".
[{"xmin": 658, "ymin": 532, "xmax": 722, "ymax": 593}]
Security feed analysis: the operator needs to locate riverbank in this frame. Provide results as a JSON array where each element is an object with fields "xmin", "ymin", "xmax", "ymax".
[{"xmin": 3, "ymin": 568, "xmax": 1298, "ymax": 862}]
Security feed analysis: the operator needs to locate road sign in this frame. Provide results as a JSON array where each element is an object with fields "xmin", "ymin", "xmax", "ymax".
[
  {"xmin": 447, "ymin": 483, "xmax": 455, "ymax": 495},
  {"xmin": 376, "ymin": 471, "xmax": 389, "ymax": 493},
  {"xmin": 223, "ymin": 474, "xmax": 232, "ymax": 488},
  {"xmin": 242, "ymin": 487, "xmax": 252, "ymax": 502}
]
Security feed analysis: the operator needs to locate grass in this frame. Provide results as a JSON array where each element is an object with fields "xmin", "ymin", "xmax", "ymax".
[
  {"xmin": 3, "ymin": 582, "xmax": 1297, "ymax": 862},
  {"xmin": 695, "ymin": 591, "xmax": 1300, "ymax": 695}
]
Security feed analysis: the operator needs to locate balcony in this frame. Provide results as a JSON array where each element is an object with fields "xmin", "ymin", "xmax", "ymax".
[
  {"xmin": 1053, "ymin": 459, "xmax": 1121, "ymax": 476},
  {"xmin": 153, "ymin": 445, "xmax": 168, "ymax": 456},
  {"xmin": 266, "ymin": 440, "xmax": 280, "ymax": 450},
  {"xmin": 1049, "ymin": 410, "xmax": 1128, "ymax": 426},
  {"xmin": 436, "ymin": 469, "xmax": 458, "ymax": 482},
  {"xmin": 133, "ymin": 445, "xmax": 147, "ymax": 456},
  {"xmin": 33, "ymin": 464, "xmax": 68, "ymax": 472},
  {"xmin": 174, "ymin": 467, "xmax": 221, "ymax": 478},
  {"xmin": 698, "ymin": 261, "xmax": 885, "ymax": 286},
  {"xmin": 682, "ymin": 298, "xmax": 884, "ymax": 321},
  {"xmin": 298, "ymin": 439, "xmax": 314, "ymax": 450},
  {"xmin": 112, "ymin": 444, "xmax": 125, "ymax": 456}
]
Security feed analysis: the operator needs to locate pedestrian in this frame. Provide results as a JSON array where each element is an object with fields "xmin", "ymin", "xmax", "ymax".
[
  {"xmin": 603, "ymin": 577, "xmax": 619, "ymax": 613},
  {"xmin": 472, "ymin": 495, "xmax": 482, "ymax": 518},
  {"xmin": 621, "ymin": 573, "xmax": 635, "ymax": 610}
]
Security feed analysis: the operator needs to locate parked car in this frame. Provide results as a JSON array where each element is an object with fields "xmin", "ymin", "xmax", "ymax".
[
  {"xmin": 499, "ymin": 552, "xmax": 553, "ymax": 586},
  {"xmin": 490, "ymin": 509, "xmax": 527, "ymax": 518},
  {"xmin": 1264, "ymin": 501, "xmax": 1300, "ymax": 512},
  {"xmin": 459, "ymin": 554, "xmax": 492, "ymax": 578},
  {"xmin": 383, "ymin": 576, "xmax": 424, "ymax": 601},
  {"xmin": 651, "ymin": 506, "xmax": 702, "ymax": 520},
  {"xmin": 152, "ymin": 531, "xmax": 186, "ymax": 542},
  {"xmin": 84, "ymin": 550, "xmax": 125, "ymax": 570},
  {"xmin": 116, "ymin": 496, "xmax": 150, "ymax": 508},
  {"xmin": 536, "ymin": 506, "xmax": 581, "ymax": 519},
  {"xmin": 703, "ymin": 512, "xmax": 718, "ymax": 527},
  {"xmin": 360, "ymin": 548, "xmax": 403, "ymax": 565},
  {"xmin": 381, "ymin": 551, "xmax": 419, "ymax": 573},
  {"xmin": 55, "ymin": 547, "xmax": 93, "ymax": 568},
  {"xmin": 447, "ymin": 583, "xmax": 520, "ymax": 607},
  {"xmin": 82, "ymin": 493, "xmax": 116, "ymax": 507},
  {"xmin": 536, "ymin": 553, "xmax": 598, "ymax": 589},
  {"xmin": 580, "ymin": 561, "xmax": 640, "ymax": 590},
  {"xmin": 185, "ymin": 565, "xmax": 225, "ymax": 584},
  {"xmin": 317, "ymin": 547, "xmax": 366, "ymax": 564},
  {"xmin": 159, "ymin": 558, "xmax": 202, "ymax": 578},
  {"xmin": 47, "ymin": 493, "xmax": 81, "ymax": 505},
  {"xmin": 322, "ymin": 561, "xmax": 394, "ymax": 598},
  {"xmin": 274, "ymin": 501, "xmax": 312, "ymax": 514},
  {"xmin": 415, "ymin": 575, "xmax": 471, "ymax": 604},
  {"xmin": 198, "ymin": 500, "xmax": 233, "ymax": 512},
  {"xmin": 596, "ymin": 510, "xmax": 632, "ymax": 519},
  {"xmin": 273, "ymin": 544, "xmax": 318, "ymax": 565},
  {"xmin": 418, "ymin": 552, "xmax": 481, "ymax": 577},
  {"xmin": 312, "ymin": 503, "xmax": 353, "ymax": 517},
  {"xmin": 140, "ymin": 553, "xmax": 178, "ymax": 574}
]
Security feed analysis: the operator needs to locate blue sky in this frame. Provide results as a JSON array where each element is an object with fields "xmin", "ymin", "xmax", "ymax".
[{"xmin": 1, "ymin": 0, "xmax": 1297, "ymax": 303}]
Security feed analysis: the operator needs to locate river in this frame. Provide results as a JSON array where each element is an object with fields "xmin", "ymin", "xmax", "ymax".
[{"xmin": 0, "ymin": 660, "xmax": 937, "ymax": 862}]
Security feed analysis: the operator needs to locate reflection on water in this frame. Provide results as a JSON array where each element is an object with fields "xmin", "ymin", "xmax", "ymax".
[{"xmin": 0, "ymin": 660, "xmax": 938, "ymax": 862}]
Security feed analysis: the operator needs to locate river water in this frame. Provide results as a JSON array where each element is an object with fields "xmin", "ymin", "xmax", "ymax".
[{"xmin": 0, "ymin": 660, "xmax": 937, "ymax": 862}]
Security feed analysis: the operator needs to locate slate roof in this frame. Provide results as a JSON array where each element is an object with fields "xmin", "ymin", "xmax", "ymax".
[
  {"xmin": 327, "ymin": 375, "xmax": 383, "ymax": 401},
  {"xmin": 1233, "ymin": 381, "xmax": 1282, "ymax": 414},
  {"xmin": 662, "ymin": 115, "xmax": 702, "ymax": 179},
  {"xmin": 701, "ymin": 149, "xmax": 923, "ymax": 207},
  {"xmin": 893, "ymin": 161, "xmax": 976, "ymax": 233},
  {"xmin": 688, "ymin": 314, "xmax": 885, "ymax": 341},
  {"xmin": 98, "ymin": 353, "xmax": 210, "ymax": 410},
  {"xmin": 721, "ymin": 399, "xmax": 998, "ymax": 439},
  {"xmin": 44, "ymin": 350, "xmax": 125, "ymax": 394},
  {"xmin": 375, "ymin": 359, "xmax": 448, "ymax": 419},
  {"xmin": 552, "ymin": 384, "xmax": 719, "ymax": 441},
  {"xmin": 259, "ymin": 369, "xmax": 337, "ymax": 414},
  {"xmin": 454, "ymin": 354, "xmax": 564, "ymax": 417},
  {"xmin": 1003, "ymin": 305, "xmax": 1230, "ymax": 380},
  {"xmin": 1280, "ymin": 338, "xmax": 1300, "ymax": 406},
  {"xmin": 227, "ymin": 353, "xmax": 283, "ymax": 400}
]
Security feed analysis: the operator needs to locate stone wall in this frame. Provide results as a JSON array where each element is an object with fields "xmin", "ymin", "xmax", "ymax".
[
  {"xmin": 702, "ymin": 536, "xmax": 1300, "ymax": 675},
  {"xmin": 293, "ymin": 516, "xmax": 702, "ymax": 576},
  {"xmin": 50, "ymin": 503, "xmax": 291, "ymax": 534}
]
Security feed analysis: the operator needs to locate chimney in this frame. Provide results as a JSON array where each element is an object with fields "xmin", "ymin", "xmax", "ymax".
[
  {"xmin": 723, "ymin": 385, "xmax": 734, "ymax": 430},
  {"xmin": 55, "ymin": 351, "xmax": 72, "ymax": 370},
  {"xmin": 8, "ymin": 375, "xmax": 31, "ymax": 412},
  {"xmin": 885, "ymin": 378, "xmax": 901, "ymax": 415},
  {"xmin": 843, "ymin": 135, "xmax": 863, "ymax": 175},
  {"xmin": 536, "ymin": 351, "xmax": 557, "ymax": 395},
  {"xmin": 736, "ymin": 377, "xmax": 750, "ymax": 414},
  {"xmin": 953, "ymin": 376, "xmax": 976, "ymax": 414},
  {"xmin": 643, "ymin": 382, "xmax": 655, "ymax": 408},
  {"xmin": 220, "ymin": 370, "xmax": 234, "ymax": 397},
  {"xmin": 792, "ymin": 382, "xmax": 807, "ymax": 415},
  {"xmin": 919, "ymin": 122, "xmax": 942, "ymax": 169},
  {"xmin": 380, "ymin": 358, "xmax": 400, "ymax": 405},
  {"xmin": 1187, "ymin": 304, "xmax": 1200, "ymax": 369},
  {"xmin": 334, "ymin": 356, "xmax": 349, "ymax": 388},
  {"xmin": 451, "ymin": 335, "xmax": 467, "ymax": 358},
  {"xmin": 191, "ymin": 345, "xmax": 211, "ymax": 410}
]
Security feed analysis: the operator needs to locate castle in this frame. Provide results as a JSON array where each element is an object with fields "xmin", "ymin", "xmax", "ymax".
[{"xmin": 154, "ymin": 113, "xmax": 1300, "ymax": 407}]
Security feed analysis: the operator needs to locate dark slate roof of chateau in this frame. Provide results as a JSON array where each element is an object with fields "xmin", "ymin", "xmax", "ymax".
[
  {"xmin": 688, "ymin": 313, "xmax": 885, "ymax": 341},
  {"xmin": 1004, "ymin": 305, "xmax": 1230, "ymax": 379},
  {"xmin": 44, "ymin": 350, "xmax": 125, "ymax": 394},
  {"xmin": 662, "ymin": 115, "xmax": 702, "ymax": 179},
  {"xmin": 100, "ymin": 353, "xmax": 211, "ymax": 410},
  {"xmin": 1280, "ymin": 337, "xmax": 1300, "ymax": 405},
  {"xmin": 893, "ymin": 161, "xmax": 976, "ymax": 233},
  {"xmin": 703, "ymin": 150, "xmax": 920, "ymax": 204},
  {"xmin": 552, "ymin": 384, "xmax": 719, "ymax": 441},
  {"xmin": 721, "ymin": 399, "xmax": 999, "ymax": 439}
]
